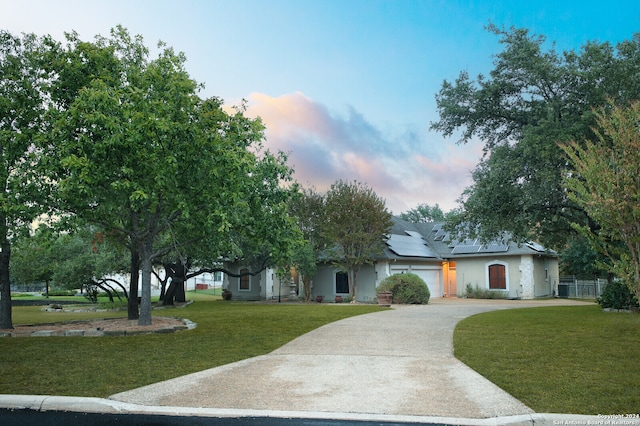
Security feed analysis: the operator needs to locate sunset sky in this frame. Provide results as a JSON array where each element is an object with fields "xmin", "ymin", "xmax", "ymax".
[{"xmin": 3, "ymin": 0, "xmax": 639, "ymax": 213}]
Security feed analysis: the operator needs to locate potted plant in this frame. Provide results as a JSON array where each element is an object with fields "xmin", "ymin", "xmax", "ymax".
[
  {"xmin": 222, "ymin": 289, "xmax": 232, "ymax": 301},
  {"xmin": 335, "ymin": 295, "xmax": 343, "ymax": 303},
  {"xmin": 376, "ymin": 291, "xmax": 392, "ymax": 307},
  {"xmin": 315, "ymin": 295, "xmax": 324, "ymax": 303}
]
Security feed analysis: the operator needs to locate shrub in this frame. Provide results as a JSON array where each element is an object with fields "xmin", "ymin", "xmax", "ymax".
[
  {"xmin": 377, "ymin": 273, "xmax": 430, "ymax": 304},
  {"xmin": 465, "ymin": 283, "xmax": 507, "ymax": 299},
  {"xmin": 597, "ymin": 280, "xmax": 639, "ymax": 310}
]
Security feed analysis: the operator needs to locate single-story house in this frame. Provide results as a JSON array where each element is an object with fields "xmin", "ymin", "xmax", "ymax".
[
  {"xmin": 219, "ymin": 217, "xmax": 559, "ymax": 302},
  {"xmin": 309, "ymin": 217, "xmax": 559, "ymax": 302}
]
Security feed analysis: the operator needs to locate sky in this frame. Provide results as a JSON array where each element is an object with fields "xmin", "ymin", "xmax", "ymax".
[{"xmin": 2, "ymin": 0, "xmax": 639, "ymax": 213}]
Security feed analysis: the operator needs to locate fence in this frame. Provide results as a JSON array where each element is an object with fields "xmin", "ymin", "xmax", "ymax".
[{"xmin": 557, "ymin": 276, "xmax": 606, "ymax": 299}]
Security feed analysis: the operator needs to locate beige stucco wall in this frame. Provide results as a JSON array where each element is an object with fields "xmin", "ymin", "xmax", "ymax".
[
  {"xmin": 455, "ymin": 256, "xmax": 522, "ymax": 298},
  {"xmin": 455, "ymin": 254, "xmax": 559, "ymax": 299}
]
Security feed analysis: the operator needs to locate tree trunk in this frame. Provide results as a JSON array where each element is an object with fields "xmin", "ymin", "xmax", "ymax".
[
  {"xmin": 127, "ymin": 249, "xmax": 140, "ymax": 320},
  {"xmin": 138, "ymin": 241, "xmax": 153, "ymax": 326},
  {"xmin": 0, "ymin": 227, "xmax": 13, "ymax": 329},
  {"xmin": 350, "ymin": 267, "xmax": 360, "ymax": 302},
  {"xmin": 164, "ymin": 261, "xmax": 186, "ymax": 305},
  {"xmin": 175, "ymin": 279, "xmax": 186, "ymax": 302},
  {"xmin": 163, "ymin": 279, "xmax": 178, "ymax": 305}
]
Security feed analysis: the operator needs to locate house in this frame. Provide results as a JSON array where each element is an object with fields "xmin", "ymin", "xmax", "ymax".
[{"xmin": 310, "ymin": 217, "xmax": 559, "ymax": 302}]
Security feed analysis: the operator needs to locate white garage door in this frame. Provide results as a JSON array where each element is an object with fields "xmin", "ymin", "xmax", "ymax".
[{"xmin": 390, "ymin": 267, "xmax": 441, "ymax": 298}]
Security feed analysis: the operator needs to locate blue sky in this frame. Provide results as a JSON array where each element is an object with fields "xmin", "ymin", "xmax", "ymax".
[{"xmin": 3, "ymin": 0, "xmax": 639, "ymax": 213}]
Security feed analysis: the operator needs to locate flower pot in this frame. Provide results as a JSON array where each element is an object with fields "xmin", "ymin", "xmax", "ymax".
[
  {"xmin": 377, "ymin": 291, "xmax": 392, "ymax": 307},
  {"xmin": 335, "ymin": 295, "xmax": 343, "ymax": 303},
  {"xmin": 222, "ymin": 290, "xmax": 232, "ymax": 301},
  {"xmin": 316, "ymin": 295, "xmax": 324, "ymax": 303}
]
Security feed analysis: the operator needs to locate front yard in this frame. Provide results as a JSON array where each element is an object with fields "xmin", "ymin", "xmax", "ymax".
[{"xmin": 454, "ymin": 305, "xmax": 640, "ymax": 414}]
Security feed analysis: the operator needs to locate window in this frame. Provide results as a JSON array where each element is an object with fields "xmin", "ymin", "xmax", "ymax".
[
  {"xmin": 335, "ymin": 272, "xmax": 349, "ymax": 294},
  {"xmin": 239, "ymin": 269, "xmax": 250, "ymax": 290},
  {"xmin": 488, "ymin": 264, "xmax": 506, "ymax": 289}
]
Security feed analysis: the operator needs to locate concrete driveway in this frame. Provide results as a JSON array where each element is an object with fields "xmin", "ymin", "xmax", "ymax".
[{"xmin": 109, "ymin": 298, "xmax": 592, "ymax": 420}]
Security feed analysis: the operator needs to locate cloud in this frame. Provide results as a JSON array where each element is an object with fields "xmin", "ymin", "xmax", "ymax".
[{"xmin": 243, "ymin": 92, "xmax": 480, "ymax": 214}]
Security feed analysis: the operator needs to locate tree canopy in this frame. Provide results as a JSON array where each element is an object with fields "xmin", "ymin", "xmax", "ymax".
[
  {"xmin": 321, "ymin": 180, "xmax": 393, "ymax": 300},
  {"xmin": 431, "ymin": 24, "xmax": 640, "ymax": 250},
  {"xmin": 399, "ymin": 203, "xmax": 446, "ymax": 223},
  {"xmin": 560, "ymin": 102, "xmax": 640, "ymax": 300},
  {"xmin": 0, "ymin": 31, "xmax": 52, "ymax": 328},
  {"xmin": 44, "ymin": 27, "xmax": 297, "ymax": 325}
]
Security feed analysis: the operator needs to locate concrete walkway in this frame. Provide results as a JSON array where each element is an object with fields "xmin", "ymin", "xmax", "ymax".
[{"xmin": 108, "ymin": 298, "xmax": 595, "ymax": 422}]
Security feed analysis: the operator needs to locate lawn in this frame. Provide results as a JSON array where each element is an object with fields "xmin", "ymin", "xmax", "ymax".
[
  {"xmin": 0, "ymin": 293, "xmax": 383, "ymax": 398},
  {"xmin": 454, "ymin": 305, "xmax": 640, "ymax": 415}
]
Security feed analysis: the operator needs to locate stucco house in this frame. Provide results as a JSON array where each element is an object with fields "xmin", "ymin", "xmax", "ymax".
[
  {"xmin": 310, "ymin": 217, "xmax": 559, "ymax": 302},
  {"xmin": 219, "ymin": 217, "xmax": 559, "ymax": 302}
]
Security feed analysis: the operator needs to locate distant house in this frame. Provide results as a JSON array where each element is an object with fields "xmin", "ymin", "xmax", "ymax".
[{"xmin": 310, "ymin": 217, "xmax": 559, "ymax": 302}]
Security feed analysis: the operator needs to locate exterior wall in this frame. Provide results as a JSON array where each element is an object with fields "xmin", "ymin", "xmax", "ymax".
[
  {"xmin": 456, "ymin": 255, "xmax": 559, "ymax": 299},
  {"xmin": 533, "ymin": 255, "xmax": 558, "ymax": 298},
  {"xmin": 456, "ymin": 256, "xmax": 521, "ymax": 298},
  {"xmin": 311, "ymin": 264, "xmax": 377, "ymax": 302},
  {"xmin": 310, "ymin": 265, "xmax": 335, "ymax": 300},
  {"xmin": 519, "ymin": 255, "xmax": 535, "ymax": 299},
  {"xmin": 223, "ymin": 263, "xmax": 262, "ymax": 301}
]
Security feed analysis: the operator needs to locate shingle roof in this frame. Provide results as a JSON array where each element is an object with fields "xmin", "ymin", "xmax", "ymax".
[{"xmin": 385, "ymin": 217, "xmax": 556, "ymax": 260}]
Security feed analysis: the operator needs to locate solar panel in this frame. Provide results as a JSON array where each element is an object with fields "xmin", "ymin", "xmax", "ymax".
[
  {"xmin": 450, "ymin": 238, "xmax": 510, "ymax": 254},
  {"xmin": 478, "ymin": 243, "xmax": 509, "ymax": 253},
  {"xmin": 526, "ymin": 241, "xmax": 546, "ymax": 252},
  {"xmin": 451, "ymin": 245, "xmax": 480, "ymax": 254},
  {"xmin": 387, "ymin": 233, "xmax": 438, "ymax": 258},
  {"xmin": 434, "ymin": 227, "xmax": 447, "ymax": 241}
]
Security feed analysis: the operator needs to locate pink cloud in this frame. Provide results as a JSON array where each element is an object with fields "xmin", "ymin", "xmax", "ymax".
[{"xmin": 241, "ymin": 92, "xmax": 481, "ymax": 214}]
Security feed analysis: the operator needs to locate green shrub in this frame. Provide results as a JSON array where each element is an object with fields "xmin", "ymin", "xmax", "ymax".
[
  {"xmin": 465, "ymin": 283, "xmax": 507, "ymax": 299},
  {"xmin": 377, "ymin": 273, "xmax": 430, "ymax": 304},
  {"xmin": 597, "ymin": 280, "xmax": 639, "ymax": 310}
]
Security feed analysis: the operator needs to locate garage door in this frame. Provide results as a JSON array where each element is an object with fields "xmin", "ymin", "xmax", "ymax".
[{"xmin": 389, "ymin": 267, "xmax": 441, "ymax": 299}]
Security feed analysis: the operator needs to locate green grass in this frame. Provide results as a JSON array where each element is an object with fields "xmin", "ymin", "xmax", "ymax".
[
  {"xmin": 454, "ymin": 305, "xmax": 640, "ymax": 415},
  {"xmin": 0, "ymin": 297, "xmax": 382, "ymax": 398}
]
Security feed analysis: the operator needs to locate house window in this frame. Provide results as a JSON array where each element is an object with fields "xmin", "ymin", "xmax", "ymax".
[
  {"xmin": 335, "ymin": 272, "xmax": 349, "ymax": 294},
  {"xmin": 239, "ymin": 269, "xmax": 250, "ymax": 291},
  {"xmin": 488, "ymin": 264, "xmax": 506, "ymax": 289}
]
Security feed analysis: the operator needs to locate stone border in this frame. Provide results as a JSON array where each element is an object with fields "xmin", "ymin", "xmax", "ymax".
[{"xmin": 0, "ymin": 318, "xmax": 197, "ymax": 338}]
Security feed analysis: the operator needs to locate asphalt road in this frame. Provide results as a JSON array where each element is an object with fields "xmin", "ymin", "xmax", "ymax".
[{"xmin": 0, "ymin": 408, "xmax": 446, "ymax": 426}]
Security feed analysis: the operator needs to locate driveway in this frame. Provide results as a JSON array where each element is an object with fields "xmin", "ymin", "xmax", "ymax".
[{"xmin": 110, "ymin": 298, "xmax": 592, "ymax": 419}]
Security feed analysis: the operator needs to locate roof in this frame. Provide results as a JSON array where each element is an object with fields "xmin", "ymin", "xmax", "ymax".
[{"xmin": 384, "ymin": 217, "xmax": 557, "ymax": 260}]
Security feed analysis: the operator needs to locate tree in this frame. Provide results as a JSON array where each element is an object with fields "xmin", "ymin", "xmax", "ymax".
[
  {"xmin": 431, "ymin": 24, "xmax": 640, "ymax": 249},
  {"xmin": 560, "ymin": 102, "xmax": 640, "ymax": 301},
  {"xmin": 48, "ymin": 27, "xmax": 295, "ymax": 325},
  {"xmin": 287, "ymin": 187, "xmax": 325, "ymax": 301},
  {"xmin": 10, "ymin": 225, "xmax": 57, "ymax": 296},
  {"xmin": 321, "ymin": 180, "xmax": 393, "ymax": 301},
  {"xmin": 0, "ymin": 31, "xmax": 52, "ymax": 329},
  {"xmin": 559, "ymin": 235, "xmax": 611, "ymax": 279},
  {"xmin": 399, "ymin": 203, "xmax": 446, "ymax": 223}
]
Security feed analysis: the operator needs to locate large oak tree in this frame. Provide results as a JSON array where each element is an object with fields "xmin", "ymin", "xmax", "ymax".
[
  {"xmin": 48, "ymin": 27, "xmax": 295, "ymax": 325},
  {"xmin": 431, "ymin": 25, "xmax": 640, "ymax": 250}
]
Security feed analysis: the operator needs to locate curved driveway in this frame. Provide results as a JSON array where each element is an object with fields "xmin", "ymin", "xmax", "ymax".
[{"xmin": 110, "ymin": 298, "xmax": 591, "ymax": 419}]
